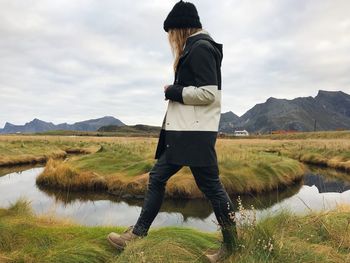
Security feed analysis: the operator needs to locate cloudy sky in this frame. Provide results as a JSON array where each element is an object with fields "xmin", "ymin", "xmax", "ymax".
[{"xmin": 1, "ymin": 0, "xmax": 349, "ymax": 128}]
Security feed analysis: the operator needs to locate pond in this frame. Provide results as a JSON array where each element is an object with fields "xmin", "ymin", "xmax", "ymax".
[{"xmin": 0, "ymin": 164, "xmax": 349, "ymax": 232}]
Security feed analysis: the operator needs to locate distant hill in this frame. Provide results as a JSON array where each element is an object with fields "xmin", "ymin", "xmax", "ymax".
[
  {"xmin": 219, "ymin": 90, "xmax": 350, "ymax": 133},
  {"xmin": 98, "ymin": 124, "xmax": 161, "ymax": 134},
  {"xmin": 219, "ymin": 111, "xmax": 240, "ymax": 133},
  {"xmin": 0, "ymin": 116, "xmax": 125, "ymax": 134}
]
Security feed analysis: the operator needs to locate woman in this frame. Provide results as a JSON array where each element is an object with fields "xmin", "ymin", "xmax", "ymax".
[{"xmin": 108, "ymin": 1, "xmax": 237, "ymax": 261}]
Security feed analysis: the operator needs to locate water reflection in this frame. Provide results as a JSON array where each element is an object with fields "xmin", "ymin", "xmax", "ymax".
[
  {"xmin": 37, "ymin": 186, "xmax": 214, "ymax": 220},
  {"xmin": 0, "ymin": 165, "xmax": 349, "ymax": 231},
  {"xmin": 304, "ymin": 165, "xmax": 350, "ymax": 193},
  {"xmin": 0, "ymin": 163, "xmax": 43, "ymax": 177},
  {"xmin": 37, "ymin": 180, "xmax": 302, "ymax": 220},
  {"xmin": 257, "ymin": 166, "xmax": 350, "ymax": 218}
]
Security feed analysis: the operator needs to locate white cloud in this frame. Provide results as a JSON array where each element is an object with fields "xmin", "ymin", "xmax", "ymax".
[{"xmin": 0, "ymin": 0, "xmax": 349, "ymax": 127}]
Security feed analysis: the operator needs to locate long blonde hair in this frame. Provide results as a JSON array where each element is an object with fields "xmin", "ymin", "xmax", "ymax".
[{"xmin": 168, "ymin": 28, "xmax": 202, "ymax": 72}]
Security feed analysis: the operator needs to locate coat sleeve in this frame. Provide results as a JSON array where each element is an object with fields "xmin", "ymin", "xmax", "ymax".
[{"xmin": 164, "ymin": 43, "xmax": 218, "ymax": 105}]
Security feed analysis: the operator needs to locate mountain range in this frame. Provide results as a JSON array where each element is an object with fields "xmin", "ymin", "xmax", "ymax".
[
  {"xmin": 0, "ymin": 116, "xmax": 125, "ymax": 134},
  {"xmin": 1, "ymin": 90, "xmax": 349, "ymax": 134},
  {"xmin": 219, "ymin": 90, "xmax": 350, "ymax": 133}
]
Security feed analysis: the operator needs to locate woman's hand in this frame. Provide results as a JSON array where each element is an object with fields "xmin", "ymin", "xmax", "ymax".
[
  {"xmin": 164, "ymin": 85, "xmax": 170, "ymax": 92},
  {"xmin": 164, "ymin": 85, "xmax": 170, "ymax": 100}
]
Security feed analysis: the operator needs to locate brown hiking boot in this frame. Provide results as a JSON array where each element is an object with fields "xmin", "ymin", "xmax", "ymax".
[
  {"xmin": 205, "ymin": 243, "xmax": 232, "ymax": 263},
  {"xmin": 107, "ymin": 225, "xmax": 142, "ymax": 250}
]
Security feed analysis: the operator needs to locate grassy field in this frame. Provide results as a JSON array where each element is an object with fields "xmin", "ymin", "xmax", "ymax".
[
  {"xmin": 30, "ymin": 136, "xmax": 305, "ymax": 198},
  {"xmin": 265, "ymin": 138, "xmax": 350, "ymax": 171},
  {"xmin": 0, "ymin": 135, "xmax": 101, "ymax": 166},
  {"xmin": 1, "ymin": 132, "xmax": 349, "ymax": 198},
  {"xmin": 0, "ymin": 199, "xmax": 349, "ymax": 263},
  {"xmin": 262, "ymin": 130, "xmax": 350, "ymax": 140}
]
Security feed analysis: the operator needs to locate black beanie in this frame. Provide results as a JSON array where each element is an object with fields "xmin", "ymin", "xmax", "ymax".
[{"xmin": 163, "ymin": 1, "xmax": 202, "ymax": 32}]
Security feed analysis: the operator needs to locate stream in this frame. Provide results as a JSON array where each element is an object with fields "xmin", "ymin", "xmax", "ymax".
[{"xmin": 0, "ymin": 164, "xmax": 349, "ymax": 231}]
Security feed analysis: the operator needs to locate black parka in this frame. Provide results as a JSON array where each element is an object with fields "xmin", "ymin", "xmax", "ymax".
[{"xmin": 155, "ymin": 30, "xmax": 223, "ymax": 167}]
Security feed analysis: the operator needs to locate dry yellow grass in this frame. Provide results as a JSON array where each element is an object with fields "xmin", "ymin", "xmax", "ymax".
[
  {"xmin": 0, "ymin": 150, "xmax": 66, "ymax": 166},
  {"xmin": 0, "ymin": 135, "xmax": 105, "ymax": 166},
  {"xmin": 36, "ymin": 159, "xmax": 108, "ymax": 191}
]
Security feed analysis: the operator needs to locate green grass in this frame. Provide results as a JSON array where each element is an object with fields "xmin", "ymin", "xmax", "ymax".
[
  {"xmin": 72, "ymin": 142, "xmax": 154, "ymax": 176},
  {"xmin": 1, "ymin": 200, "xmax": 349, "ymax": 262},
  {"xmin": 0, "ymin": 200, "xmax": 217, "ymax": 263}
]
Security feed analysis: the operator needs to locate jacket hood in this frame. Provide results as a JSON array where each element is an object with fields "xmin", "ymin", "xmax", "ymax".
[{"xmin": 184, "ymin": 30, "xmax": 223, "ymax": 64}]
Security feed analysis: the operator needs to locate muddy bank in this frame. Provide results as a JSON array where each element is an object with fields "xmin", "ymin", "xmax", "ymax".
[{"xmin": 297, "ymin": 154, "xmax": 350, "ymax": 172}]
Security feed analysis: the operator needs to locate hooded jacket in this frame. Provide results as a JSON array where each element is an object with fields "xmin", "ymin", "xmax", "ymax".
[{"xmin": 155, "ymin": 29, "xmax": 223, "ymax": 166}]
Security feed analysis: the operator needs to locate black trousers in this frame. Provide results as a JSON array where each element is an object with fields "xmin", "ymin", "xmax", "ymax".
[{"xmin": 132, "ymin": 150, "xmax": 237, "ymax": 245}]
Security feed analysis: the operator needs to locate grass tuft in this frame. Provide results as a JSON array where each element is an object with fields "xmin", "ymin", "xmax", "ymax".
[{"xmin": 0, "ymin": 200, "xmax": 349, "ymax": 262}]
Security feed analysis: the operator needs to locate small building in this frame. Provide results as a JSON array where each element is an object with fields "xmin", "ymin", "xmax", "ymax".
[
  {"xmin": 234, "ymin": 130, "xmax": 249, "ymax": 136},
  {"xmin": 218, "ymin": 132, "xmax": 226, "ymax": 138}
]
